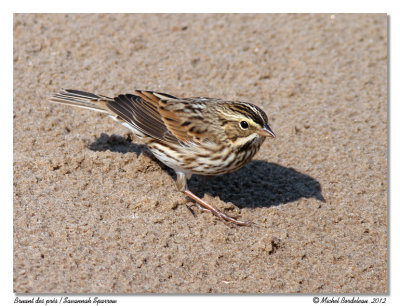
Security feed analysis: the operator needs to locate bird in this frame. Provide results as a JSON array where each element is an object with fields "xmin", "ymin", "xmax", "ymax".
[{"xmin": 49, "ymin": 89, "xmax": 275, "ymax": 226}]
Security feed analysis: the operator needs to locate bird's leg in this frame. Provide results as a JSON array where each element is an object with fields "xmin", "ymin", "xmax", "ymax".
[
  {"xmin": 176, "ymin": 172, "xmax": 251, "ymax": 226},
  {"xmin": 183, "ymin": 190, "xmax": 251, "ymax": 226}
]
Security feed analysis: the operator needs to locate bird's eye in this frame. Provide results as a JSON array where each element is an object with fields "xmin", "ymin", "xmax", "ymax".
[{"xmin": 240, "ymin": 121, "xmax": 249, "ymax": 129}]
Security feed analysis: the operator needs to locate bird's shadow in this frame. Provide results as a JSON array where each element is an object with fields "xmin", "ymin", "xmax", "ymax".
[{"xmin": 89, "ymin": 133, "xmax": 325, "ymax": 208}]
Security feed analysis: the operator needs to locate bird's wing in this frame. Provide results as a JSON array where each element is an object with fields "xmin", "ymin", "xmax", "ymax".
[
  {"xmin": 106, "ymin": 90, "xmax": 182, "ymax": 144},
  {"xmin": 50, "ymin": 89, "xmax": 202, "ymax": 144},
  {"xmin": 156, "ymin": 96, "xmax": 212, "ymax": 144}
]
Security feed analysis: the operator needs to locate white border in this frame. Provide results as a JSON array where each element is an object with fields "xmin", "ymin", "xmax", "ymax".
[{"xmin": 4, "ymin": 1, "xmax": 396, "ymax": 305}]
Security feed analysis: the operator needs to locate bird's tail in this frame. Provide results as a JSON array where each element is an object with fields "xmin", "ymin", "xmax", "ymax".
[{"xmin": 48, "ymin": 89, "xmax": 112, "ymax": 114}]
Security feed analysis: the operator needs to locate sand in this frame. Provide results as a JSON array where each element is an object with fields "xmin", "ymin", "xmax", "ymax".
[{"xmin": 13, "ymin": 13, "xmax": 387, "ymax": 293}]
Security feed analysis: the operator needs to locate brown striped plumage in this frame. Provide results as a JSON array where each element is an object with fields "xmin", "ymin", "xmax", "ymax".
[{"xmin": 49, "ymin": 89, "xmax": 275, "ymax": 225}]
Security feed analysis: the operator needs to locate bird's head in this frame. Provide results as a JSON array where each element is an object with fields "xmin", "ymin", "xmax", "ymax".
[{"xmin": 220, "ymin": 102, "xmax": 275, "ymax": 147}]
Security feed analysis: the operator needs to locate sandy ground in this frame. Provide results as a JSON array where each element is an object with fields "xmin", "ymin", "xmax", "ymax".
[{"xmin": 13, "ymin": 14, "xmax": 387, "ymax": 293}]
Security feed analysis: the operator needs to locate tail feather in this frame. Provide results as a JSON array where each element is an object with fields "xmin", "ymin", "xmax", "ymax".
[
  {"xmin": 49, "ymin": 89, "xmax": 111, "ymax": 114},
  {"xmin": 48, "ymin": 88, "xmax": 181, "ymax": 144}
]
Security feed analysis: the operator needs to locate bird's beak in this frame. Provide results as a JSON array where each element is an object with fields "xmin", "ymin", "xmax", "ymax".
[{"xmin": 257, "ymin": 124, "xmax": 275, "ymax": 138}]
